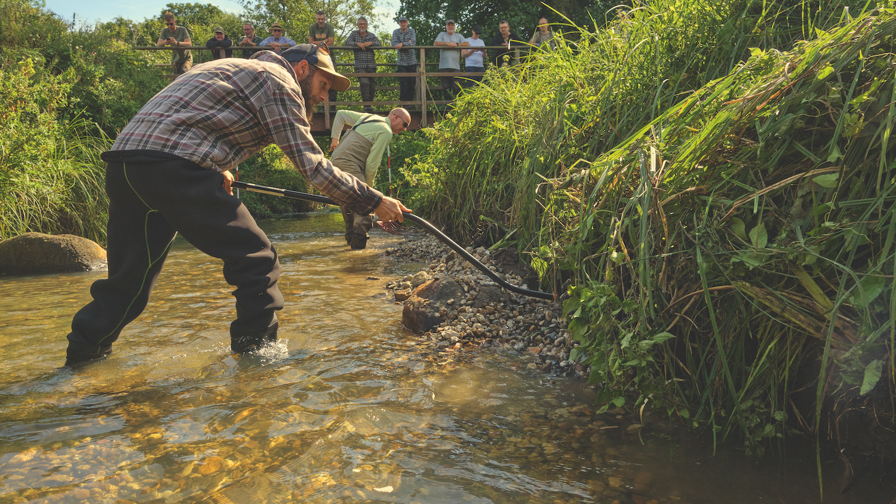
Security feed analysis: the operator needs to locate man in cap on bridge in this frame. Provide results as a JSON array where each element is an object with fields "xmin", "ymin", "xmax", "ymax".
[{"xmin": 63, "ymin": 44, "xmax": 410, "ymax": 367}]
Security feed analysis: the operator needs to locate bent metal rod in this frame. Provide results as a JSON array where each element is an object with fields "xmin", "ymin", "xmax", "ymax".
[{"xmin": 231, "ymin": 180, "xmax": 555, "ymax": 301}]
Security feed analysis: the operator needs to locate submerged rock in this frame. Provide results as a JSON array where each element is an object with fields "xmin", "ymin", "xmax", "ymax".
[{"xmin": 0, "ymin": 232, "xmax": 107, "ymax": 276}]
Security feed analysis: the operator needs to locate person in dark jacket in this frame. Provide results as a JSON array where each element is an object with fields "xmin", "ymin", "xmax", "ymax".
[
  {"xmin": 490, "ymin": 20, "xmax": 523, "ymax": 67},
  {"xmin": 206, "ymin": 27, "xmax": 233, "ymax": 59}
]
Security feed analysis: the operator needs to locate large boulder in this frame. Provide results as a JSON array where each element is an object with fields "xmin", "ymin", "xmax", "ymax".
[
  {"xmin": 0, "ymin": 233, "xmax": 107, "ymax": 276},
  {"xmin": 402, "ymin": 276, "xmax": 464, "ymax": 333}
]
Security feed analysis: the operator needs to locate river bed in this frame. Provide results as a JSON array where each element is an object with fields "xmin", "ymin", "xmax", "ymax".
[{"xmin": 0, "ymin": 212, "xmax": 892, "ymax": 504}]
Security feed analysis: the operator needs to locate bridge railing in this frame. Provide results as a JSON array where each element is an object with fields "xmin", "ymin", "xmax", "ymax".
[{"xmin": 136, "ymin": 45, "xmax": 527, "ymax": 128}]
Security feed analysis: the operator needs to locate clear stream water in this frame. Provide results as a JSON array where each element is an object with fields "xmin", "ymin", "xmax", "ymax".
[{"xmin": 0, "ymin": 212, "xmax": 892, "ymax": 504}]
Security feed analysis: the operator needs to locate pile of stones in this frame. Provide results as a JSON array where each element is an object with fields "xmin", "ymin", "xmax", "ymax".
[{"xmin": 383, "ymin": 232, "xmax": 590, "ymax": 378}]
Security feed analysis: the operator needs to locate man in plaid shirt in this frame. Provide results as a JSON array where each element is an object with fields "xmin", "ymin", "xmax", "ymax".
[
  {"xmin": 391, "ymin": 16, "xmax": 417, "ymax": 104},
  {"xmin": 346, "ymin": 17, "xmax": 381, "ymax": 113},
  {"xmin": 63, "ymin": 44, "xmax": 410, "ymax": 367}
]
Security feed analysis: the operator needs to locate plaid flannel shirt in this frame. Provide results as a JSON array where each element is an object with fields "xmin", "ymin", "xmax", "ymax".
[
  {"xmin": 345, "ymin": 30, "xmax": 380, "ymax": 69},
  {"xmin": 107, "ymin": 51, "xmax": 383, "ymax": 215},
  {"xmin": 391, "ymin": 27, "xmax": 416, "ymax": 65}
]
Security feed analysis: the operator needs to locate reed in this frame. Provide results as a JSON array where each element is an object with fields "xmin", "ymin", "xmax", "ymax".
[{"xmin": 403, "ymin": 0, "xmax": 893, "ymax": 458}]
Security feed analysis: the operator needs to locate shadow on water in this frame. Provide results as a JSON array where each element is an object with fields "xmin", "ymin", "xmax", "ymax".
[{"xmin": 1, "ymin": 211, "xmax": 894, "ymax": 503}]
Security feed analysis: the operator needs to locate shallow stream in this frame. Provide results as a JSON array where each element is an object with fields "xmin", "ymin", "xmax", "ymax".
[{"xmin": 0, "ymin": 212, "xmax": 892, "ymax": 504}]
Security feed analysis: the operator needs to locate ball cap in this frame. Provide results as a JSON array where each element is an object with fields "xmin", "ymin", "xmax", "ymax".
[
  {"xmin": 214, "ymin": 26, "xmax": 224, "ymax": 34},
  {"xmin": 446, "ymin": 19, "xmax": 456, "ymax": 25},
  {"xmin": 280, "ymin": 44, "xmax": 351, "ymax": 92},
  {"xmin": 398, "ymin": 16, "xmax": 408, "ymax": 22}
]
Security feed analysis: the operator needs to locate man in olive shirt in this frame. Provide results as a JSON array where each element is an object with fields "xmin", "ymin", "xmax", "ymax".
[
  {"xmin": 309, "ymin": 11, "xmax": 338, "ymax": 105},
  {"xmin": 329, "ymin": 108, "xmax": 411, "ymax": 249},
  {"xmin": 238, "ymin": 22, "xmax": 264, "ymax": 58},
  {"xmin": 157, "ymin": 11, "xmax": 192, "ymax": 74}
]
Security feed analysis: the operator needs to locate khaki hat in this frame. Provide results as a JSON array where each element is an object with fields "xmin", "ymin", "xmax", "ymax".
[
  {"xmin": 270, "ymin": 22, "xmax": 282, "ymax": 30},
  {"xmin": 280, "ymin": 44, "xmax": 351, "ymax": 92},
  {"xmin": 214, "ymin": 26, "xmax": 224, "ymax": 34}
]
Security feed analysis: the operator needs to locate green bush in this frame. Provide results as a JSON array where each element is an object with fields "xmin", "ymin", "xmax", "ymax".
[{"xmin": 236, "ymin": 145, "xmax": 314, "ymax": 218}]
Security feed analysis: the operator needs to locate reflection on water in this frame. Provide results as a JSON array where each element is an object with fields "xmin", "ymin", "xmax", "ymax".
[{"xmin": 0, "ymin": 212, "xmax": 892, "ymax": 503}]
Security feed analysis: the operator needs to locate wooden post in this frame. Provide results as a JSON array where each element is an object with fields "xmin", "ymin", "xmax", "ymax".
[{"xmin": 419, "ymin": 47, "xmax": 427, "ymax": 127}]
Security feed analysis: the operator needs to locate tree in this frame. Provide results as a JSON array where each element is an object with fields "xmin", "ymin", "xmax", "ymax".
[
  {"xmin": 396, "ymin": 0, "xmax": 627, "ymax": 46},
  {"xmin": 160, "ymin": 3, "xmax": 225, "ymax": 27}
]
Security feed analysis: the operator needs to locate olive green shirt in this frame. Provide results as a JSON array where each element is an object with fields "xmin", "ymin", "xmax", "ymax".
[
  {"xmin": 160, "ymin": 26, "xmax": 192, "ymax": 64},
  {"xmin": 331, "ymin": 110, "xmax": 392, "ymax": 185}
]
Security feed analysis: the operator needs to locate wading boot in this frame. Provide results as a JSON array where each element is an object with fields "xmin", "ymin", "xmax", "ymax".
[
  {"xmin": 231, "ymin": 322, "xmax": 278, "ymax": 354},
  {"xmin": 64, "ymin": 344, "xmax": 112, "ymax": 368},
  {"xmin": 349, "ymin": 234, "xmax": 369, "ymax": 250}
]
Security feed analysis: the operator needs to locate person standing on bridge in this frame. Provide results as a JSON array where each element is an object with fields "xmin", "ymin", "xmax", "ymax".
[
  {"xmin": 490, "ymin": 20, "xmax": 523, "ymax": 68},
  {"xmin": 329, "ymin": 108, "xmax": 411, "ymax": 249},
  {"xmin": 238, "ymin": 22, "xmax": 264, "ymax": 58},
  {"xmin": 62, "ymin": 44, "xmax": 410, "ymax": 367},
  {"xmin": 206, "ymin": 27, "xmax": 233, "ymax": 60},
  {"xmin": 462, "ymin": 25, "xmax": 486, "ymax": 87},
  {"xmin": 260, "ymin": 23, "xmax": 295, "ymax": 53},
  {"xmin": 157, "ymin": 12, "xmax": 192, "ymax": 75},
  {"xmin": 391, "ymin": 16, "xmax": 417, "ymax": 106},
  {"xmin": 346, "ymin": 17, "xmax": 380, "ymax": 113},
  {"xmin": 433, "ymin": 19, "xmax": 468, "ymax": 102}
]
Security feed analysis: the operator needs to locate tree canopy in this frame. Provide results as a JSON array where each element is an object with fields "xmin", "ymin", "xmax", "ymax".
[{"xmin": 395, "ymin": 0, "xmax": 626, "ymax": 46}]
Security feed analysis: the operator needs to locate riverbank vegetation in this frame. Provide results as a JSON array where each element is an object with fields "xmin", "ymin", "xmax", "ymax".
[{"xmin": 405, "ymin": 0, "xmax": 896, "ymax": 464}]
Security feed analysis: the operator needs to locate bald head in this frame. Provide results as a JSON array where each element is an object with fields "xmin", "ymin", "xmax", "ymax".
[{"xmin": 388, "ymin": 107, "xmax": 411, "ymax": 134}]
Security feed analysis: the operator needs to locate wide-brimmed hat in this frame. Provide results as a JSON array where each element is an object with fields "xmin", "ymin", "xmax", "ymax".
[
  {"xmin": 270, "ymin": 22, "xmax": 282, "ymax": 31},
  {"xmin": 280, "ymin": 44, "xmax": 351, "ymax": 92}
]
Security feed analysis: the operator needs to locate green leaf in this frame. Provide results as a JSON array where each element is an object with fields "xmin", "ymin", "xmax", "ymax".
[
  {"xmin": 737, "ymin": 251, "xmax": 766, "ymax": 268},
  {"xmin": 815, "ymin": 63, "xmax": 835, "ymax": 81},
  {"xmin": 749, "ymin": 223, "xmax": 768, "ymax": 248},
  {"xmin": 730, "ymin": 217, "xmax": 747, "ymax": 241},
  {"xmin": 860, "ymin": 359, "xmax": 883, "ymax": 395},
  {"xmin": 813, "ymin": 173, "xmax": 839, "ymax": 188},
  {"xmin": 651, "ymin": 332, "xmax": 675, "ymax": 343},
  {"xmin": 612, "ymin": 396, "xmax": 625, "ymax": 408},
  {"xmin": 850, "ymin": 274, "xmax": 886, "ymax": 309}
]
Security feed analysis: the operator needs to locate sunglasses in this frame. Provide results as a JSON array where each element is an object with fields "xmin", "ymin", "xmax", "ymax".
[
  {"xmin": 166, "ymin": 22, "xmax": 175, "ymax": 26},
  {"xmin": 402, "ymin": 120, "xmax": 409, "ymax": 128},
  {"xmin": 272, "ymin": 29, "xmax": 282, "ymax": 32}
]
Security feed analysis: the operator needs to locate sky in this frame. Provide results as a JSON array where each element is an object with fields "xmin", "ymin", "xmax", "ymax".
[{"xmin": 44, "ymin": 0, "xmax": 402, "ymax": 31}]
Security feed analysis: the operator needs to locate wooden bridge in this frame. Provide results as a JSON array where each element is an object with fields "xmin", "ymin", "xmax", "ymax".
[{"xmin": 138, "ymin": 45, "xmax": 526, "ymax": 132}]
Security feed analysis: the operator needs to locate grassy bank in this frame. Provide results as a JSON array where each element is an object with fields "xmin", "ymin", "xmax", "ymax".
[{"xmin": 403, "ymin": 0, "xmax": 895, "ymax": 461}]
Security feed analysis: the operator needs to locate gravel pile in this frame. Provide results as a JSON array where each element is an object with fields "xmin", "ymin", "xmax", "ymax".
[{"xmin": 384, "ymin": 232, "xmax": 590, "ymax": 378}]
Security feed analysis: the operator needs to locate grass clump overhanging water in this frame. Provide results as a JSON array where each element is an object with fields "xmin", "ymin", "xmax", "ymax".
[{"xmin": 403, "ymin": 0, "xmax": 895, "ymax": 459}]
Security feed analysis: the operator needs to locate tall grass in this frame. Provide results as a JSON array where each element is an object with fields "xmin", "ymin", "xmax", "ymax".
[
  {"xmin": 0, "ymin": 55, "xmax": 111, "ymax": 244},
  {"xmin": 403, "ymin": 0, "xmax": 893, "ymax": 458}
]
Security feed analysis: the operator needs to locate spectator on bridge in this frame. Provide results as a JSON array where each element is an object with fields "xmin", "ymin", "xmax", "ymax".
[
  {"xmin": 62, "ymin": 44, "xmax": 409, "ymax": 366},
  {"xmin": 309, "ymin": 11, "xmax": 338, "ymax": 106},
  {"xmin": 490, "ymin": 20, "xmax": 523, "ymax": 68},
  {"xmin": 346, "ymin": 17, "xmax": 380, "ymax": 113},
  {"xmin": 391, "ymin": 16, "xmax": 417, "ymax": 106},
  {"xmin": 206, "ymin": 27, "xmax": 233, "ymax": 60},
  {"xmin": 433, "ymin": 19, "xmax": 468, "ymax": 102},
  {"xmin": 260, "ymin": 23, "xmax": 295, "ymax": 53},
  {"xmin": 462, "ymin": 25, "xmax": 486, "ymax": 87},
  {"xmin": 329, "ymin": 108, "xmax": 411, "ymax": 249},
  {"xmin": 529, "ymin": 17, "xmax": 556, "ymax": 49},
  {"xmin": 157, "ymin": 11, "xmax": 192, "ymax": 75},
  {"xmin": 238, "ymin": 22, "xmax": 263, "ymax": 58}
]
